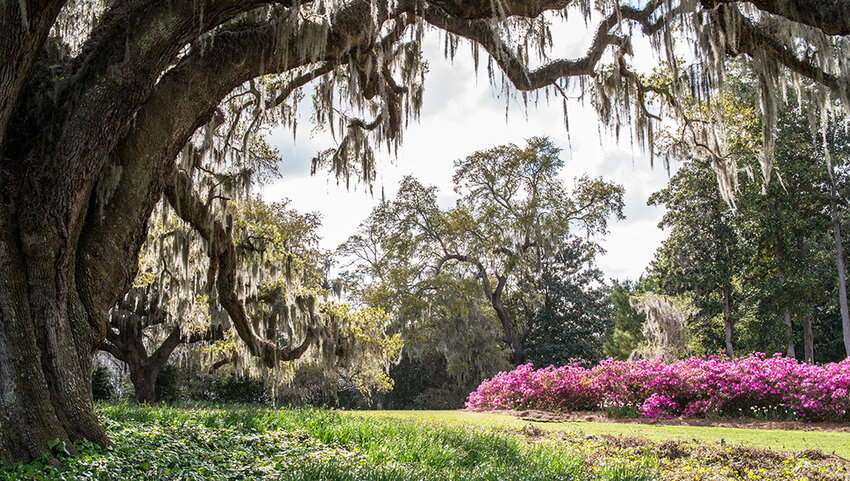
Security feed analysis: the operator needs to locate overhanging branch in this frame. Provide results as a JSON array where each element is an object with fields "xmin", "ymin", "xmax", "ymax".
[{"xmin": 164, "ymin": 166, "xmax": 316, "ymax": 367}]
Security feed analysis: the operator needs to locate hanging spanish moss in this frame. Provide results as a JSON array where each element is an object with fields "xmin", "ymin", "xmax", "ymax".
[{"xmin": 630, "ymin": 292, "xmax": 695, "ymax": 362}]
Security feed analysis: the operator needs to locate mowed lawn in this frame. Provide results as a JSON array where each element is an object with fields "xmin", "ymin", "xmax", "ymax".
[{"xmin": 352, "ymin": 410, "xmax": 850, "ymax": 458}]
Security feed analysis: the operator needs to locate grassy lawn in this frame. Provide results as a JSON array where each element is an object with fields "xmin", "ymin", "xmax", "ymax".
[
  {"xmin": 0, "ymin": 404, "xmax": 651, "ymax": 481},
  {"xmin": 353, "ymin": 410, "xmax": 850, "ymax": 458},
  {"xmin": 3, "ymin": 404, "xmax": 847, "ymax": 480}
]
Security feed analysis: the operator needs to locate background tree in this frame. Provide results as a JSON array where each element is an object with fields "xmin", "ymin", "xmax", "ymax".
[
  {"xmin": 339, "ymin": 138, "xmax": 623, "ymax": 399},
  {"xmin": 101, "ymin": 285, "xmax": 225, "ymax": 404},
  {"xmin": 602, "ymin": 280, "xmax": 648, "ymax": 361},
  {"xmin": 647, "ymin": 71, "xmax": 850, "ymax": 361},
  {"xmin": 648, "ymin": 157, "xmax": 743, "ymax": 357},
  {"xmin": 2, "ymin": 0, "xmax": 849, "ymax": 463},
  {"xmin": 99, "ymin": 197, "xmax": 327, "ymax": 403},
  {"xmin": 522, "ymin": 239, "xmax": 612, "ymax": 368},
  {"xmin": 630, "ymin": 293, "xmax": 695, "ymax": 362},
  {"xmin": 436, "ymin": 138, "xmax": 624, "ymax": 363}
]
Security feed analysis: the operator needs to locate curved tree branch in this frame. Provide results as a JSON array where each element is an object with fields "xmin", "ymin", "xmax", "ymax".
[
  {"xmin": 706, "ymin": 0, "xmax": 850, "ymax": 35},
  {"xmin": 0, "ymin": 0, "xmax": 65, "ymax": 153},
  {"xmin": 164, "ymin": 166, "xmax": 316, "ymax": 367}
]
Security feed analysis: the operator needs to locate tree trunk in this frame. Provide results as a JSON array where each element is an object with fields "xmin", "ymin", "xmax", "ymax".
[
  {"xmin": 783, "ymin": 304, "xmax": 795, "ymax": 358},
  {"xmin": 0, "ymin": 207, "xmax": 111, "ymax": 464},
  {"xmin": 722, "ymin": 285, "xmax": 734, "ymax": 358},
  {"xmin": 108, "ymin": 343, "xmax": 162, "ymax": 404},
  {"xmin": 129, "ymin": 364, "xmax": 159, "ymax": 404},
  {"xmin": 803, "ymin": 313, "xmax": 814, "ymax": 364},
  {"xmin": 773, "ymin": 234, "xmax": 796, "ymax": 358},
  {"xmin": 491, "ymin": 275, "xmax": 524, "ymax": 364},
  {"xmin": 828, "ymin": 169, "xmax": 850, "ymax": 357}
]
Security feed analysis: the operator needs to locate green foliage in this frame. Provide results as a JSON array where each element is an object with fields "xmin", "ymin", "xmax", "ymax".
[
  {"xmin": 646, "ymin": 73, "xmax": 850, "ymax": 360},
  {"xmin": 383, "ymin": 352, "xmax": 469, "ymax": 409},
  {"xmin": 602, "ymin": 281, "xmax": 647, "ymax": 360},
  {"xmin": 210, "ymin": 376, "xmax": 269, "ymax": 404},
  {"xmin": 91, "ymin": 367, "xmax": 114, "ymax": 402},
  {"xmin": 647, "ymin": 156, "xmax": 740, "ymax": 355},
  {"xmin": 523, "ymin": 240, "xmax": 612, "ymax": 368},
  {"xmin": 603, "ymin": 405, "xmax": 639, "ymax": 419},
  {"xmin": 276, "ymin": 364, "xmax": 366, "ymax": 409},
  {"xmin": 182, "ymin": 375, "xmax": 270, "ymax": 404},
  {"xmin": 0, "ymin": 405, "xmax": 657, "ymax": 481}
]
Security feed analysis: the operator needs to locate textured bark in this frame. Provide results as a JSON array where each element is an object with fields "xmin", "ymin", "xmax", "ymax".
[
  {"xmin": 803, "ymin": 313, "xmax": 814, "ymax": 364},
  {"xmin": 722, "ymin": 284, "xmax": 734, "ymax": 358},
  {"xmin": 0, "ymin": 0, "xmax": 66, "ymax": 153}
]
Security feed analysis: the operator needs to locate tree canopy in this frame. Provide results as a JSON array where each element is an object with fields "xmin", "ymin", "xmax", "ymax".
[{"xmin": 339, "ymin": 137, "xmax": 622, "ymax": 368}]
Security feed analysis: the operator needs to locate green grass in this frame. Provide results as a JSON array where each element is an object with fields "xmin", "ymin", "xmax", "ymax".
[
  {"xmin": 5, "ymin": 405, "xmax": 847, "ymax": 480},
  {"xmin": 352, "ymin": 410, "xmax": 850, "ymax": 458},
  {"xmin": 1, "ymin": 404, "xmax": 653, "ymax": 481}
]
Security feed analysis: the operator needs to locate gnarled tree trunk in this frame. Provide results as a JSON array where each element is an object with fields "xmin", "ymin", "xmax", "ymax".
[
  {"xmin": 101, "ymin": 321, "xmax": 224, "ymax": 404},
  {"xmin": 0, "ymin": 0, "xmax": 410, "ymax": 462}
]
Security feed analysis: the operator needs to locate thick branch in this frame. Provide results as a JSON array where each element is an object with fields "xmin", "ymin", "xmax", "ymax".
[
  {"xmin": 79, "ymin": 1, "xmax": 390, "ymax": 318},
  {"xmin": 421, "ymin": 3, "xmax": 648, "ymax": 90},
  {"xmin": 725, "ymin": 10, "xmax": 848, "ymax": 95},
  {"xmin": 0, "ymin": 0, "xmax": 65, "ymax": 153},
  {"xmin": 706, "ymin": 0, "xmax": 850, "ymax": 35},
  {"xmin": 98, "ymin": 341, "xmax": 128, "ymax": 364},
  {"xmin": 164, "ymin": 167, "xmax": 315, "ymax": 367},
  {"xmin": 148, "ymin": 325, "xmax": 224, "ymax": 372}
]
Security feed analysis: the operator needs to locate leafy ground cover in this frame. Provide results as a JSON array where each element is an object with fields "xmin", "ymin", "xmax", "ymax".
[
  {"xmin": 1, "ymin": 404, "xmax": 653, "ymax": 481},
  {"xmin": 467, "ymin": 355, "xmax": 850, "ymax": 421},
  {"xmin": 3, "ymin": 405, "xmax": 847, "ymax": 480}
]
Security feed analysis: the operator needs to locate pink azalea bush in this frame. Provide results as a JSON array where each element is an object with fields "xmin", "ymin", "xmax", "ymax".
[{"xmin": 466, "ymin": 354, "xmax": 850, "ymax": 421}]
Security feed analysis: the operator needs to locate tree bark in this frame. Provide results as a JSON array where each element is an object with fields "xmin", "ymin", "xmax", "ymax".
[
  {"xmin": 722, "ymin": 284, "xmax": 734, "ymax": 358},
  {"xmin": 803, "ymin": 313, "xmax": 814, "ymax": 364},
  {"xmin": 828, "ymin": 167, "xmax": 850, "ymax": 357},
  {"xmin": 0, "ymin": 205, "xmax": 110, "ymax": 464},
  {"xmin": 773, "ymin": 234, "xmax": 796, "ymax": 358},
  {"xmin": 491, "ymin": 275, "xmax": 524, "ymax": 364}
]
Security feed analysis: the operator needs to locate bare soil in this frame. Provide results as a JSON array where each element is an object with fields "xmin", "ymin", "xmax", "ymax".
[
  {"xmin": 512, "ymin": 415, "xmax": 850, "ymax": 480},
  {"xmin": 502, "ymin": 408, "xmax": 850, "ymax": 432}
]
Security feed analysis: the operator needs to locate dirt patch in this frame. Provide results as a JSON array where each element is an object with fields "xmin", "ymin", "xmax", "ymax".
[
  {"xmin": 495, "ymin": 409, "xmax": 850, "ymax": 432},
  {"xmin": 517, "ymin": 409, "xmax": 572, "ymax": 423},
  {"xmin": 522, "ymin": 427, "xmax": 850, "ymax": 481}
]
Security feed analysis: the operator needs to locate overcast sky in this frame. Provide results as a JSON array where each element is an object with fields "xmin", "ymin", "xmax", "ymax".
[{"xmin": 261, "ymin": 27, "xmax": 679, "ymax": 282}]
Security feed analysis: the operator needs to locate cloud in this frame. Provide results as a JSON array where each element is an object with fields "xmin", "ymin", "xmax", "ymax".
[{"xmin": 262, "ymin": 26, "xmax": 674, "ymax": 282}]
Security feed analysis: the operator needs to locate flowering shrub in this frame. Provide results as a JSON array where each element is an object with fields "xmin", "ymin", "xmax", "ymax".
[{"xmin": 466, "ymin": 354, "xmax": 850, "ymax": 422}]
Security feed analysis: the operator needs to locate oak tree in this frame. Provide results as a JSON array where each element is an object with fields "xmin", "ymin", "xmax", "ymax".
[{"xmin": 1, "ymin": 0, "xmax": 848, "ymax": 463}]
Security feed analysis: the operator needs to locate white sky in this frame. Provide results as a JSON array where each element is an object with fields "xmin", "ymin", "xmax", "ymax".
[{"xmin": 261, "ymin": 25, "xmax": 679, "ymax": 282}]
